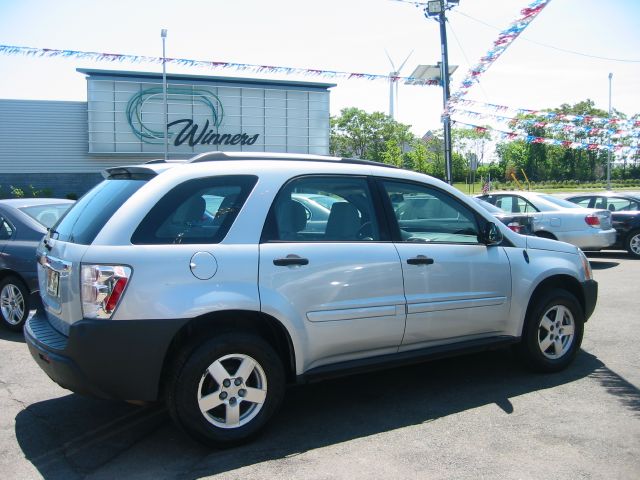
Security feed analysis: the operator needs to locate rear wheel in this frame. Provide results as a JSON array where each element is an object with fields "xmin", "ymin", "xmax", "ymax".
[
  {"xmin": 516, "ymin": 289, "xmax": 584, "ymax": 372},
  {"xmin": 166, "ymin": 333, "xmax": 285, "ymax": 447},
  {"xmin": 625, "ymin": 229, "xmax": 640, "ymax": 258},
  {"xmin": 0, "ymin": 276, "xmax": 30, "ymax": 331}
]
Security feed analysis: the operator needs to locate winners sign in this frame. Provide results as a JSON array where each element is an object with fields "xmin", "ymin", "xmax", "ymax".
[
  {"xmin": 126, "ymin": 87, "xmax": 259, "ymax": 148},
  {"xmin": 84, "ymin": 70, "xmax": 331, "ymax": 156}
]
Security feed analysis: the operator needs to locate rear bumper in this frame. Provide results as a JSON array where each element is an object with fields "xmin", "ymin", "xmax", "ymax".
[
  {"xmin": 25, "ymin": 312, "xmax": 188, "ymax": 401},
  {"xmin": 558, "ymin": 229, "xmax": 616, "ymax": 250},
  {"xmin": 581, "ymin": 279, "xmax": 598, "ymax": 321}
]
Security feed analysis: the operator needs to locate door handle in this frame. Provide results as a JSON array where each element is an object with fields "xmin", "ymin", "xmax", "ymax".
[
  {"xmin": 407, "ymin": 255, "xmax": 434, "ymax": 265},
  {"xmin": 273, "ymin": 255, "xmax": 309, "ymax": 266}
]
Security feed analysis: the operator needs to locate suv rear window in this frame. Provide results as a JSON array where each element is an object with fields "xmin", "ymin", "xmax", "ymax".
[
  {"xmin": 131, "ymin": 175, "xmax": 257, "ymax": 245},
  {"xmin": 52, "ymin": 179, "xmax": 147, "ymax": 245}
]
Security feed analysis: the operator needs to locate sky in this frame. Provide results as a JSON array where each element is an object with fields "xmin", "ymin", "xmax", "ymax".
[{"xmin": 0, "ymin": 0, "xmax": 639, "ymax": 142}]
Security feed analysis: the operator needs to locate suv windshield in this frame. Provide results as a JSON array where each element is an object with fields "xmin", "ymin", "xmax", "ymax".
[{"xmin": 52, "ymin": 179, "xmax": 147, "ymax": 244}]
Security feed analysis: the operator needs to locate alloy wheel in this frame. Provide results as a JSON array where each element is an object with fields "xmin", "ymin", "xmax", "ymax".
[
  {"xmin": 0, "ymin": 283, "xmax": 25, "ymax": 326},
  {"xmin": 629, "ymin": 233, "xmax": 640, "ymax": 256},
  {"xmin": 537, "ymin": 304, "xmax": 575, "ymax": 360},
  {"xmin": 197, "ymin": 353, "xmax": 267, "ymax": 429}
]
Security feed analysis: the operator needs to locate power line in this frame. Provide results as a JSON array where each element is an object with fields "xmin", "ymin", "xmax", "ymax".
[
  {"xmin": 446, "ymin": 18, "xmax": 491, "ymax": 103},
  {"xmin": 452, "ymin": 10, "xmax": 640, "ymax": 63}
]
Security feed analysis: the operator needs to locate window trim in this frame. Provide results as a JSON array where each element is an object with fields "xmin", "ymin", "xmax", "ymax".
[{"xmin": 131, "ymin": 175, "xmax": 258, "ymax": 245}]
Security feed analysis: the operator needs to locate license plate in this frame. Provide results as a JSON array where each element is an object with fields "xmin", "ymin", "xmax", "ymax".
[{"xmin": 46, "ymin": 268, "xmax": 60, "ymax": 297}]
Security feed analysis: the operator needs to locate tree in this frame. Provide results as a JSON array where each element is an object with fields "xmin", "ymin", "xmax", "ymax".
[
  {"xmin": 493, "ymin": 99, "xmax": 638, "ymax": 183},
  {"xmin": 330, "ymin": 108, "xmax": 414, "ymax": 163}
]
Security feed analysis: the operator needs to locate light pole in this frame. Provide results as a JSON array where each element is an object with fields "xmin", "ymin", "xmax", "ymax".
[
  {"xmin": 607, "ymin": 72, "xmax": 612, "ymax": 190},
  {"xmin": 424, "ymin": 0, "xmax": 459, "ymax": 184},
  {"xmin": 161, "ymin": 28, "xmax": 168, "ymax": 161}
]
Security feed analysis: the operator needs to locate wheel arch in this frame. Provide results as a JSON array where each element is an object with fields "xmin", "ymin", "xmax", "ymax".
[
  {"xmin": 525, "ymin": 274, "xmax": 586, "ymax": 324},
  {"xmin": 159, "ymin": 309, "xmax": 297, "ymax": 398}
]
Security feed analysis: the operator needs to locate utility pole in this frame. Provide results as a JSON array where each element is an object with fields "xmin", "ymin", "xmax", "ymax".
[
  {"xmin": 425, "ymin": 0, "xmax": 459, "ymax": 185},
  {"xmin": 438, "ymin": 10, "xmax": 453, "ymax": 185},
  {"xmin": 607, "ymin": 72, "xmax": 612, "ymax": 190}
]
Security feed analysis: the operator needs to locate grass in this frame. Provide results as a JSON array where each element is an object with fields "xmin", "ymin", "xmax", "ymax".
[{"xmin": 452, "ymin": 182, "xmax": 640, "ymax": 195}]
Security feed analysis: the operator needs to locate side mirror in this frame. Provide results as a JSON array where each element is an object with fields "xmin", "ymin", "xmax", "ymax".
[{"xmin": 482, "ymin": 222, "xmax": 503, "ymax": 245}]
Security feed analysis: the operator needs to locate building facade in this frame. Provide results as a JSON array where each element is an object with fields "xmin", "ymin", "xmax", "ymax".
[{"xmin": 0, "ymin": 68, "xmax": 334, "ymax": 198}]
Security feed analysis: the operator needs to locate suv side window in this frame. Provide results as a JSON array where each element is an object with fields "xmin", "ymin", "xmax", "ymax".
[
  {"xmin": 132, "ymin": 175, "xmax": 257, "ymax": 245},
  {"xmin": 264, "ymin": 176, "xmax": 380, "ymax": 242},
  {"xmin": 382, "ymin": 181, "xmax": 479, "ymax": 244}
]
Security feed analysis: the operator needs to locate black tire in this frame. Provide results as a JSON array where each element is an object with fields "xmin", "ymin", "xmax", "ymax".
[
  {"xmin": 516, "ymin": 289, "xmax": 584, "ymax": 373},
  {"xmin": 166, "ymin": 333, "xmax": 285, "ymax": 447},
  {"xmin": 625, "ymin": 229, "xmax": 640, "ymax": 258},
  {"xmin": 0, "ymin": 275, "xmax": 30, "ymax": 332}
]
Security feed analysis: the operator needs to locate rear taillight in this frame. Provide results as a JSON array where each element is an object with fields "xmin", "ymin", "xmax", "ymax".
[
  {"xmin": 507, "ymin": 222, "xmax": 522, "ymax": 233},
  {"xmin": 585, "ymin": 214, "xmax": 601, "ymax": 228},
  {"xmin": 81, "ymin": 265, "xmax": 132, "ymax": 319}
]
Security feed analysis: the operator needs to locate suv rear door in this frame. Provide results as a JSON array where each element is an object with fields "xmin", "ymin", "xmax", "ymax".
[{"xmin": 259, "ymin": 175, "xmax": 406, "ymax": 373}]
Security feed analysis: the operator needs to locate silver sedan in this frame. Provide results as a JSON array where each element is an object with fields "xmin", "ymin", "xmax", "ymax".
[{"xmin": 476, "ymin": 191, "xmax": 616, "ymax": 250}]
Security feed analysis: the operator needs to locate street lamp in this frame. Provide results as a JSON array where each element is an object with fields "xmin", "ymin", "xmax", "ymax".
[
  {"xmin": 161, "ymin": 28, "xmax": 168, "ymax": 161},
  {"xmin": 424, "ymin": 0, "xmax": 459, "ymax": 184},
  {"xmin": 607, "ymin": 72, "xmax": 612, "ymax": 191}
]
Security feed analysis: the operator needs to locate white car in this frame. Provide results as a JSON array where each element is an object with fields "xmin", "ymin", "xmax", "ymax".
[
  {"xmin": 477, "ymin": 191, "xmax": 616, "ymax": 250},
  {"xmin": 27, "ymin": 153, "xmax": 597, "ymax": 447}
]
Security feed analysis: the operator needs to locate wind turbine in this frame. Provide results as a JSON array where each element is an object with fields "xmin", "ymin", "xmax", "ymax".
[{"xmin": 385, "ymin": 49, "xmax": 413, "ymax": 120}]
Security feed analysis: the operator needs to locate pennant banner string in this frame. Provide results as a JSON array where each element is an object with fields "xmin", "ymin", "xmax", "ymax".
[
  {"xmin": 0, "ymin": 44, "xmax": 442, "ymax": 85},
  {"xmin": 452, "ymin": 98, "xmax": 639, "ymax": 127},
  {"xmin": 452, "ymin": 109, "xmax": 640, "ymax": 137},
  {"xmin": 447, "ymin": 0, "xmax": 553, "ymax": 108},
  {"xmin": 453, "ymin": 120, "xmax": 640, "ymax": 154}
]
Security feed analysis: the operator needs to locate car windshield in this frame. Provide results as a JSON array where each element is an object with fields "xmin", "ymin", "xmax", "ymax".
[
  {"xmin": 18, "ymin": 203, "xmax": 73, "ymax": 228},
  {"xmin": 537, "ymin": 194, "xmax": 581, "ymax": 209}
]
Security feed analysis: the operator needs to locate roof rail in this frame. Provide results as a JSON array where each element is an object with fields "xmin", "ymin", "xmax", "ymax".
[{"xmin": 188, "ymin": 151, "xmax": 397, "ymax": 169}]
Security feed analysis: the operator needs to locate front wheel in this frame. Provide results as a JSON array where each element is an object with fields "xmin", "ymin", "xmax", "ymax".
[
  {"xmin": 0, "ymin": 276, "xmax": 30, "ymax": 331},
  {"xmin": 166, "ymin": 333, "xmax": 285, "ymax": 447},
  {"xmin": 516, "ymin": 289, "xmax": 584, "ymax": 373},
  {"xmin": 625, "ymin": 229, "xmax": 640, "ymax": 258}
]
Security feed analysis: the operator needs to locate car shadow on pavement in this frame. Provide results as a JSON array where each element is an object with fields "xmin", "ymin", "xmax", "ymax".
[
  {"xmin": 0, "ymin": 327, "xmax": 25, "ymax": 343},
  {"xmin": 14, "ymin": 349, "xmax": 638, "ymax": 479},
  {"xmin": 588, "ymin": 260, "xmax": 620, "ymax": 270}
]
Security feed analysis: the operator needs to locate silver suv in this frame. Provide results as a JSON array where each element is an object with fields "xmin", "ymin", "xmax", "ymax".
[{"xmin": 26, "ymin": 152, "xmax": 597, "ymax": 446}]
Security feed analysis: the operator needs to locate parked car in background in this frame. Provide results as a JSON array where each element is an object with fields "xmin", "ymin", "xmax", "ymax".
[
  {"xmin": 27, "ymin": 152, "xmax": 597, "ymax": 447},
  {"xmin": 472, "ymin": 197, "xmax": 534, "ymax": 235},
  {"xmin": 0, "ymin": 198, "xmax": 74, "ymax": 330},
  {"xmin": 477, "ymin": 191, "xmax": 616, "ymax": 250},
  {"xmin": 565, "ymin": 192, "xmax": 640, "ymax": 258}
]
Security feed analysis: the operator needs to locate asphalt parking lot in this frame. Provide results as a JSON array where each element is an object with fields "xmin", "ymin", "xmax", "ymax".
[{"xmin": 0, "ymin": 252, "xmax": 638, "ymax": 479}]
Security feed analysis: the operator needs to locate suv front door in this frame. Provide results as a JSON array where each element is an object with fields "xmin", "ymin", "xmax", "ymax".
[
  {"xmin": 381, "ymin": 180, "xmax": 512, "ymax": 350},
  {"xmin": 259, "ymin": 175, "xmax": 406, "ymax": 373}
]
